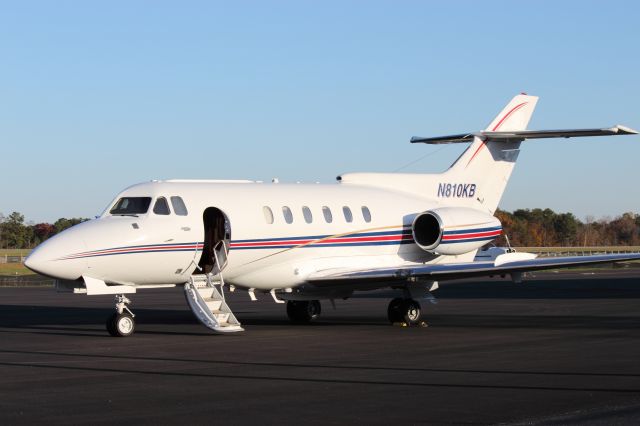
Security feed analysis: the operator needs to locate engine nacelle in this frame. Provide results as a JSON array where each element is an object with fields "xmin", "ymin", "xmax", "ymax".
[{"xmin": 412, "ymin": 207, "xmax": 502, "ymax": 256}]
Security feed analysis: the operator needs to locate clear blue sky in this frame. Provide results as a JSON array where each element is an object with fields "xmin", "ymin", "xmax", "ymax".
[{"xmin": 1, "ymin": 0, "xmax": 638, "ymax": 223}]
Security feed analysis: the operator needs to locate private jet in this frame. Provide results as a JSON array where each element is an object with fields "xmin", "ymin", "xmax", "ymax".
[{"xmin": 25, "ymin": 94, "xmax": 640, "ymax": 336}]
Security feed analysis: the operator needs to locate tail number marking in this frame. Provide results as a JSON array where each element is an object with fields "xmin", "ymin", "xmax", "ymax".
[{"xmin": 437, "ymin": 183, "xmax": 476, "ymax": 198}]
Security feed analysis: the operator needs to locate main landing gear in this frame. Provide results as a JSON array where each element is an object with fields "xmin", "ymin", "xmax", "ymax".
[
  {"xmin": 284, "ymin": 298, "xmax": 426, "ymax": 327},
  {"xmin": 387, "ymin": 298, "xmax": 423, "ymax": 327},
  {"xmin": 286, "ymin": 300, "xmax": 321, "ymax": 324},
  {"xmin": 107, "ymin": 295, "xmax": 136, "ymax": 337}
]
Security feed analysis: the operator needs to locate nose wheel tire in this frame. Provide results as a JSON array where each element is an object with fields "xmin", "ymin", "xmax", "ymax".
[
  {"xmin": 387, "ymin": 298, "xmax": 421, "ymax": 326},
  {"xmin": 107, "ymin": 312, "xmax": 136, "ymax": 337},
  {"xmin": 287, "ymin": 300, "xmax": 321, "ymax": 324}
]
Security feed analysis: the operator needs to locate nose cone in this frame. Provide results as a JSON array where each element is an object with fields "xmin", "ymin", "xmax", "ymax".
[{"xmin": 25, "ymin": 224, "xmax": 89, "ymax": 280}]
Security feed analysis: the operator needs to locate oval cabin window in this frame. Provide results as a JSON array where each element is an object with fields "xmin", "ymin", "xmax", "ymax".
[
  {"xmin": 343, "ymin": 206, "xmax": 353, "ymax": 223},
  {"xmin": 263, "ymin": 206, "xmax": 274, "ymax": 224},
  {"xmin": 282, "ymin": 206, "xmax": 293, "ymax": 224},
  {"xmin": 322, "ymin": 206, "xmax": 333, "ymax": 223},
  {"xmin": 361, "ymin": 206, "xmax": 371, "ymax": 223},
  {"xmin": 302, "ymin": 206, "xmax": 313, "ymax": 223}
]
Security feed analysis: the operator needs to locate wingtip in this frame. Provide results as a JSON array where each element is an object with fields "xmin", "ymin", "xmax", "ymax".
[{"xmin": 615, "ymin": 125, "xmax": 639, "ymax": 135}]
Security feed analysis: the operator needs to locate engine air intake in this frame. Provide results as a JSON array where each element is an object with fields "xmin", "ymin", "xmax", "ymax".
[
  {"xmin": 412, "ymin": 212, "xmax": 442, "ymax": 250},
  {"xmin": 411, "ymin": 207, "xmax": 502, "ymax": 256}
]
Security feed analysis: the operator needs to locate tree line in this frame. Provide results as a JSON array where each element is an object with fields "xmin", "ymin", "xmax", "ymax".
[
  {"xmin": 0, "ymin": 208, "xmax": 639, "ymax": 250},
  {"xmin": 0, "ymin": 212, "xmax": 87, "ymax": 249},
  {"xmin": 495, "ymin": 209, "xmax": 640, "ymax": 247}
]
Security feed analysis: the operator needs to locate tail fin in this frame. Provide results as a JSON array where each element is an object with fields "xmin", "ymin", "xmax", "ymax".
[
  {"xmin": 484, "ymin": 94, "xmax": 538, "ymax": 132},
  {"xmin": 445, "ymin": 94, "xmax": 539, "ymax": 212},
  {"xmin": 339, "ymin": 94, "xmax": 538, "ymax": 213}
]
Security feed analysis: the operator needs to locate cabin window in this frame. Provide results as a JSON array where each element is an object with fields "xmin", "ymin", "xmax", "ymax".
[
  {"xmin": 263, "ymin": 206, "xmax": 274, "ymax": 224},
  {"xmin": 171, "ymin": 196, "xmax": 188, "ymax": 216},
  {"xmin": 343, "ymin": 206, "xmax": 353, "ymax": 223},
  {"xmin": 322, "ymin": 206, "xmax": 333, "ymax": 223},
  {"xmin": 153, "ymin": 197, "xmax": 171, "ymax": 215},
  {"xmin": 361, "ymin": 206, "xmax": 372, "ymax": 223},
  {"xmin": 282, "ymin": 206, "xmax": 293, "ymax": 224},
  {"xmin": 302, "ymin": 206, "xmax": 313, "ymax": 223},
  {"xmin": 110, "ymin": 197, "xmax": 152, "ymax": 215}
]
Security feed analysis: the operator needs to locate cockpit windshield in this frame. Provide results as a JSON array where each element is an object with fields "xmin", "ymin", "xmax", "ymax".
[{"xmin": 110, "ymin": 197, "xmax": 152, "ymax": 215}]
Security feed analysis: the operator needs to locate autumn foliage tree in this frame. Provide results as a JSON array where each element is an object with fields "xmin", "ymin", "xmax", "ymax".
[
  {"xmin": 0, "ymin": 213, "xmax": 88, "ymax": 249},
  {"xmin": 34, "ymin": 223, "xmax": 56, "ymax": 242},
  {"xmin": 495, "ymin": 209, "xmax": 640, "ymax": 247}
]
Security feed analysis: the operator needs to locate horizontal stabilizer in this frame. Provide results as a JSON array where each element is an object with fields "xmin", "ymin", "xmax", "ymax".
[{"xmin": 411, "ymin": 125, "xmax": 638, "ymax": 144}]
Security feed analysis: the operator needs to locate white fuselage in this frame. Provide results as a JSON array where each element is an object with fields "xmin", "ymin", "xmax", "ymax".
[
  {"xmin": 26, "ymin": 179, "xmax": 484, "ymax": 290},
  {"xmin": 28, "ymin": 95, "xmax": 551, "ymax": 293}
]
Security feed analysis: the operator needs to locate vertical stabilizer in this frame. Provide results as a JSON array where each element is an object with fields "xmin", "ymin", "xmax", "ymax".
[
  {"xmin": 445, "ymin": 94, "xmax": 539, "ymax": 213},
  {"xmin": 484, "ymin": 94, "xmax": 539, "ymax": 132}
]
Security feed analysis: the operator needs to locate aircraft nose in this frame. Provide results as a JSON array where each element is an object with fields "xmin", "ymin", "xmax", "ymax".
[{"xmin": 25, "ymin": 227, "xmax": 88, "ymax": 280}]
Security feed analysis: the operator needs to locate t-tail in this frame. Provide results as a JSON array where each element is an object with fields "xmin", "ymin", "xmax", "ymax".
[
  {"xmin": 439, "ymin": 94, "xmax": 539, "ymax": 213},
  {"xmin": 340, "ymin": 94, "xmax": 636, "ymax": 213}
]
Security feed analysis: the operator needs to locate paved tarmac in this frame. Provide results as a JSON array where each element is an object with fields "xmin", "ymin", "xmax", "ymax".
[{"xmin": 1, "ymin": 269, "xmax": 640, "ymax": 425}]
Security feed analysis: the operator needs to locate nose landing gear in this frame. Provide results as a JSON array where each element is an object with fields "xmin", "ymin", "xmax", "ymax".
[{"xmin": 107, "ymin": 295, "xmax": 136, "ymax": 337}]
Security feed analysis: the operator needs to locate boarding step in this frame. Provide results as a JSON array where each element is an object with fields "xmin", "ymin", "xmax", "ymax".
[
  {"xmin": 184, "ymin": 276, "xmax": 243, "ymax": 333},
  {"xmin": 190, "ymin": 274, "xmax": 222, "ymax": 288}
]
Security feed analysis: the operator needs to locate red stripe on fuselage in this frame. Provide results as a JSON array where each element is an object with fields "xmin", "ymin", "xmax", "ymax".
[
  {"xmin": 62, "ymin": 244, "xmax": 204, "ymax": 259},
  {"xmin": 442, "ymin": 230, "xmax": 501, "ymax": 240},
  {"xmin": 230, "ymin": 240, "xmax": 313, "ymax": 247},
  {"xmin": 230, "ymin": 234, "xmax": 413, "ymax": 248}
]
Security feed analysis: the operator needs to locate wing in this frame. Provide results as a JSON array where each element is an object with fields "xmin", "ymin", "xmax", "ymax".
[
  {"xmin": 410, "ymin": 125, "xmax": 637, "ymax": 144},
  {"xmin": 306, "ymin": 253, "xmax": 640, "ymax": 286}
]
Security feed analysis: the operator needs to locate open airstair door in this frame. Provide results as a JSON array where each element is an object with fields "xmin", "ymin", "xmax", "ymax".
[
  {"xmin": 196, "ymin": 207, "xmax": 231, "ymax": 275},
  {"xmin": 184, "ymin": 207, "xmax": 243, "ymax": 333}
]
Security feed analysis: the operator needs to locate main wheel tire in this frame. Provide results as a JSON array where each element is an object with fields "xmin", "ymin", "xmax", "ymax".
[
  {"xmin": 287, "ymin": 300, "xmax": 321, "ymax": 324},
  {"xmin": 387, "ymin": 298, "xmax": 422, "ymax": 325},
  {"xmin": 401, "ymin": 299, "xmax": 421, "ymax": 326},
  {"xmin": 108, "ymin": 312, "xmax": 136, "ymax": 337},
  {"xmin": 387, "ymin": 297, "xmax": 405, "ymax": 323}
]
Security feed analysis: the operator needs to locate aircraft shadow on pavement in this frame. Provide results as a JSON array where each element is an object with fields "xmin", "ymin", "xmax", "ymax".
[
  {"xmin": 357, "ymin": 277, "xmax": 640, "ymax": 299},
  {"xmin": 0, "ymin": 305, "xmax": 218, "ymax": 336},
  {"xmin": 1, "ymin": 274, "xmax": 639, "ymax": 334},
  {"xmin": 1, "ymin": 301, "xmax": 639, "ymax": 334},
  {"xmin": 0, "ymin": 304, "xmax": 389, "ymax": 331}
]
